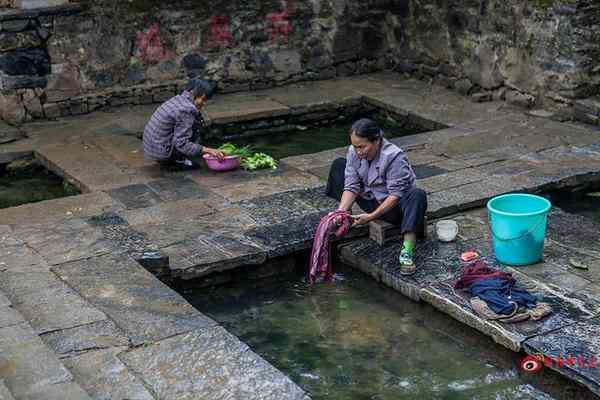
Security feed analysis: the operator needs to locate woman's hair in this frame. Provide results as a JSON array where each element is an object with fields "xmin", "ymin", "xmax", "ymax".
[
  {"xmin": 185, "ymin": 78, "xmax": 215, "ymax": 100},
  {"xmin": 350, "ymin": 118, "xmax": 383, "ymax": 142}
]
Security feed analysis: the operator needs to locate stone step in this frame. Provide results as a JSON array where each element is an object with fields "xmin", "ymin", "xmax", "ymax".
[{"xmin": 0, "ymin": 297, "xmax": 92, "ymax": 400}]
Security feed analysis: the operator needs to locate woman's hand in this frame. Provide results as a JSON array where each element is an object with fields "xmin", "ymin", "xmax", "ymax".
[
  {"xmin": 351, "ymin": 213, "xmax": 374, "ymax": 226},
  {"xmin": 203, "ymin": 147, "xmax": 225, "ymax": 161}
]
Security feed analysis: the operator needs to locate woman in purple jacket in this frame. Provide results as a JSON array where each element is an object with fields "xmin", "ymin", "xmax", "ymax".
[{"xmin": 326, "ymin": 118, "xmax": 427, "ymax": 275}]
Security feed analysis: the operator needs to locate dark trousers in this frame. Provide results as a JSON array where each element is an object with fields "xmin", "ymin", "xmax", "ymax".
[{"xmin": 325, "ymin": 157, "xmax": 428, "ymax": 237}]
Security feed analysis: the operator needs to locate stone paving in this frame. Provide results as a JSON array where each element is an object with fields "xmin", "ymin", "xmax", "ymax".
[{"xmin": 1, "ymin": 72, "xmax": 600, "ymax": 398}]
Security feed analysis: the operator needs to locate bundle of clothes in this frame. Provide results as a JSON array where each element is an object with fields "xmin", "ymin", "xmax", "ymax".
[{"xmin": 455, "ymin": 255, "xmax": 552, "ymax": 323}]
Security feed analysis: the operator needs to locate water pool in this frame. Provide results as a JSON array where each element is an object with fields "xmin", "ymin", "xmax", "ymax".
[
  {"xmin": 206, "ymin": 116, "xmax": 413, "ymax": 160},
  {"xmin": 184, "ymin": 267, "xmax": 593, "ymax": 400},
  {"xmin": 0, "ymin": 159, "xmax": 79, "ymax": 209}
]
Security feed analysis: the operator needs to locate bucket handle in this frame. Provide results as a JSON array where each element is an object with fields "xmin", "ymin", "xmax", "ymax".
[{"xmin": 490, "ymin": 217, "xmax": 546, "ymax": 242}]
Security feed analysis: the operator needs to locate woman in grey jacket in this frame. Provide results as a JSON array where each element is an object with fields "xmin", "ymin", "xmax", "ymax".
[{"xmin": 326, "ymin": 118, "xmax": 427, "ymax": 275}]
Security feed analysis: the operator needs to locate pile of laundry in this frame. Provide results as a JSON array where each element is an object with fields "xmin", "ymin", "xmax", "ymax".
[{"xmin": 455, "ymin": 252, "xmax": 552, "ymax": 323}]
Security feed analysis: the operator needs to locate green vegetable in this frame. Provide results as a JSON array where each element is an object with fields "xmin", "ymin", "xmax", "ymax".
[
  {"xmin": 240, "ymin": 152, "xmax": 277, "ymax": 171},
  {"xmin": 217, "ymin": 143, "xmax": 277, "ymax": 171},
  {"xmin": 218, "ymin": 143, "xmax": 253, "ymax": 158}
]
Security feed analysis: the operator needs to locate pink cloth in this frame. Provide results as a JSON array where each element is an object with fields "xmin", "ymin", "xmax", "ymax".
[{"xmin": 308, "ymin": 210, "xmax": 353, "ymax": 283}]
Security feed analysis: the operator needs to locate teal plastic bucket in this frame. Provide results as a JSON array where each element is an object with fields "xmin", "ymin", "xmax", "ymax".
[{"xmin": 487, "ymin": 193, "xmax": 551, "ymax": 266}]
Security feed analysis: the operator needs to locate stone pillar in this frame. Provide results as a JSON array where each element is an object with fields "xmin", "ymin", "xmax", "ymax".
[{"xmin": 14, "ymin": 0, "xmax": 68, "ymax": 9}]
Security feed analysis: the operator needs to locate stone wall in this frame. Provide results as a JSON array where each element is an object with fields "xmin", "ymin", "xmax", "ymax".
[
  {"xmin": 388, "ymin": 0, "xmax": 600, "ymax": 109},
  {"xmin": 1, "ymin": 0, "xmax": 599, "ymax": 125},
  {"xmin": 0, "ymin": 0, "xmax": 396, "ymax": 124}
]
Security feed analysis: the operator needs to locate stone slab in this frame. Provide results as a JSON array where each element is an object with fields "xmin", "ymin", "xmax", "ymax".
[
  {"xmin": 85, "ymin": 212, "xmax": 160, "ymax": 261},
  {"xmin": 0, "ymin": 192, "xmax": 118, "ymax": 225},
  {"xmin": 187, "ymin": 167, "xmax": 259, "ymax": 189},
  {"xmin": 12, "ymin": 219, "xmax": 113, "ymax": 266},
  {"xmin": 546, "ymin": 208, "xmax": 600, "ymax": 258},
  {"xmin": 63, "ymin": 348, "xmax": 155, "ymax": 400},
  {"xmin": 419, "ymin": 168, "xmax": 487, "ymax": 193},
  {"xmin": 0, "ymin": 323, "xmax": 74, "ymax": 399},
  {"xmin": 133, "ymin": 206, "xmax": 258, "ymax": 249},
  {"xmin": 523, "ymin": 317, "xmax": 600, "ymax": 397},
  {"xmin": 164, "ymin": 233, "xmax": 267, "ymax": 280},
  {"xmin": 36, "ymin": 142, "xmax": 142, "ymax": 193},
  {"xmin": 119, "ymin": 327, "xmax": 308, "ymax": 400},
  {"xmin": 421, "ymin": 269, "xmax": 592, "ymax": 352},
  {"xmin": 237, "ymin": 190, "xmax": 322, "ymax": 226},
  {"xmin": 261, "ymin": 80, "xmax": 360, "ymax": 110},
  {"xmin": 243, "ymin": 211, "xmax": 366, "ymax": 259},
  {"xmin": 52, "ymin": 254, "xmax": 216, "ymax": 345},
  {"xmin": 107, "ymin": 183, "xmax": 163, "ymax": 210},
  {"xmin": 205, "ymin": 97, "xmax": 290, "ymax": 124},
  {"xmin": 0, "ymin": 270, "xmax": 107, "ymax": 334},
  {"xmin": 211, "ymin": 167, "xmax": 323, "ymax": 202},
  {"xmin": 120, "ymin": 197, "xmax": 218, "ymax": 227},
  {"xmin": 146, "ymin": 176, "xmax": 215, "ymax": 202},
  {"xmin": 89, "ymin": 134, "xmax": 153, "ymax": 169},
  {"xmin": 279, "ymin": 148, "xmax": 347, "ymax": 172},
  {"xmin": 41, "ymin": 320, "xmax": 129, "ymax": 356}
]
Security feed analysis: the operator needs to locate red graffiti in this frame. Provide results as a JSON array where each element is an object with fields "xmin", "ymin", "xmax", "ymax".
[
  {"xmin": 266, "ymin": 10, "xmax": 291, "ymax": 45},
  {"xmin": 136, "ymin": 22, "xmax": 170, "ymax": 63},
  {"xmin": 207, "ymin": 16, "xmax": 233, "ymax": 49}
]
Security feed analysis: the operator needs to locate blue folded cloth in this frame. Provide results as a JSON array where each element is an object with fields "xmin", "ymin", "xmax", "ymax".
[{"xmin": 470, "ymin": 278, "xmax": 537, "ymax": 316}]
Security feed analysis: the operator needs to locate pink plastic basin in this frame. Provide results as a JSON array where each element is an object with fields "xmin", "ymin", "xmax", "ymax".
[{"xmin": 202, "ymin": 154, "xmax": 241, "ymax": 171}]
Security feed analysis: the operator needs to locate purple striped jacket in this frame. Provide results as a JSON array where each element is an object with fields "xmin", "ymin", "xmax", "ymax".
[{"xmin": 143, "ymin": 91, "xmax": 202, "ymax": 161}]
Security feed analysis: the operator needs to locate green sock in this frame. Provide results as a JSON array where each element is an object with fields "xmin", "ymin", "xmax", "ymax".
[{"xmin": 402, "ymin": 241, "xmax": 415, "ymax": 254}]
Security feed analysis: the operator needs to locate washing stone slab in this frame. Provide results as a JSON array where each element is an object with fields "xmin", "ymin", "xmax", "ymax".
[
  {"xmin": 419, "ymin": 168, "xmax": 488, "ymax": 194},
  {"xmin": 163, "ymin": 233, "xmax": 267, "ymax": 280},
  {"xmin": 52, "ymin": 253, "xmax": 216, "ymax": 346},
  {"xmin": 237, "ymin": 189, "xmax": 326, "ymax": 226},
  {"xmin": 523, "ymin": 317, "xmax": 600, "ymax": 397},
  {"xmin": 420, "ymin": 269, "xmax": 594, "ymax": 352},
  {"xmin": 339, "ymin": 235, "xmax": 470, "ymax": 301},
  {"xmin": 243, "ymin": 211, "xmax": 326, "ymax": 259},
  {"xmin": 63, "ymin": 347, "xmax": 155, "ymax": 400},
  {"xmin": 132, "ymin": 206, "xmax": 258, "ymax": 249},
  {"xmin": 210, "ymin": 166, "xmax": 323, "ymax": 202},
  {"xmin": 118, "ymin": 326, "xmax": 309, "ymax": 400}
]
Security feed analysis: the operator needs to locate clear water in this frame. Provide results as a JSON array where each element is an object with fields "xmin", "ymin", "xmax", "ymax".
[
  {"xmin": 546, "ymin": 189, "xmax": 600, "ymax": 223},
  {"xmin": 184, "ymin": 267, "xmax": 593, "ymax": 400},
  {"xmin": 207, "ymin": 117, "xmax": 414, "ymax": 160},
  {"xmin": 0, "ymin": 160, "xmax": 79, "ymax": 209}
]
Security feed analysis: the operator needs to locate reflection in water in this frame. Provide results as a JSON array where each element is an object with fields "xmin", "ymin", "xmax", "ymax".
[{"xmin": 184, "ymin": 267, "xmax": 595, "ymax": 400}]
